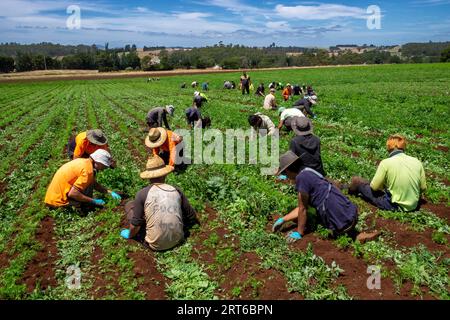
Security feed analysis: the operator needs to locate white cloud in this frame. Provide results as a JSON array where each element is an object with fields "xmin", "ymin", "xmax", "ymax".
[
  {"xmin": 266, "ymin": 21, "xmax": 291, "ymax": 31},
  {"xmin": 275, "ymin": 4, "xmax": 367, "ymax": 20}
]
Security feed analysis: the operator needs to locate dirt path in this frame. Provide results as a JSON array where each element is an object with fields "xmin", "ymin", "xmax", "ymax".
[{"xmin": 20, "ymin": 216, "xmax": 58, "ymax": 293}]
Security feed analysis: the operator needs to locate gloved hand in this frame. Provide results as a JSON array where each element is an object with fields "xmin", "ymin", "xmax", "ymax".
[
  {"xmin": 120, "ymin": 229, "xmax": 130, "ymax": 239},
  {"xmin": 277, "ymin": 174, "xmax": 288, "ymax": 181},
  {"xmin": 286, "ymin": 231, "xmax": 302, "ymax": 243},
  {"xmin": 91, "ymin": 198, "xmax": 105, "ymax": 206},
  {"xmin": 110, "ymin": 191, "xmax": 122, "ymax": 200},
  {"xmin": 313, "ymin": 115, "xmax": 317, "ymax": 119},
  {"xmin": 272, "ymin": 217, "xmax": 286, "ymax": 233}
]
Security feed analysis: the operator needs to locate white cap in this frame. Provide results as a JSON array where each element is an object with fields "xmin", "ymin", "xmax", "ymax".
[
  {"xmin": 194, "ymin": 91, "xmax": 200, "ymax": 96},
  {"xmin": 166, "ymin": 105, "xmax": 175, "ymax": 115},
  {"xmin": 90, "ymin": 149, "xmax": 112, "ymax": 167}
]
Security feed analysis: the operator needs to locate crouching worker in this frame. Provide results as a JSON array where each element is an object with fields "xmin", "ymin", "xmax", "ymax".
[
  {"xmin": 120, "ymin": 155, "xmax": 199, "ymax": 251},
  {"xmin": 45, "ymin": 149, "xmax": 121, "ymax": 213},
  {"xmin": 68, "ymin": 129, "xmax": 110, "ymax": 160},
  {"xmin": 146, "ymin": 127, "xmax": 183, "ymax": 169},
  {"xmin": 347, "ymin": 134, "xmax": 426, "ymax": 212},
  {"xmin": 146, "ymin": 105, "xmax": 175, "ymax": 130},
  {"xmin": 248, "ymin": 113, "xmax": 276, "ymax": 136},
  {"xmin": 273, "ymin": 151, "xmax": 378, "ymax": 243}
]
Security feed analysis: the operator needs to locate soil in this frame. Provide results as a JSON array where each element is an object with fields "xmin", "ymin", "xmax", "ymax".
[
  {"xmin": 20, "ymin": 216, "xmax": 58, "ymax": 293},
  {"xmin": 421, "ymin": 202, "xmax": 450, "ymax": 223},
  {"xmin": 191, "ymin": 206, "xmax": 302, "ymax": 300},
  {"xmin": 374, "ymin": 217, "xmax": 449, "ymax": 253},
  {"xmin": 434, "ymin": 145, "xmax": 449, "ymax": 153}
]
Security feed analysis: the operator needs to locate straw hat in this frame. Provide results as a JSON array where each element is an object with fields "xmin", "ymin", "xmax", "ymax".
[
  {"xmin": 145, "ymin": 127, "xmax": 167, "ymax": 148},
  {"xmin": 140, "ymin": 155, "xmax": 174, "ymax": 179},
  {"xmin": 86, "ymin": 129, "xmax": 108, "ymax": 146}
]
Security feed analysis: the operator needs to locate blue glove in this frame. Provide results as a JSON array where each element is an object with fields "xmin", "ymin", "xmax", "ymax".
[
  {"xmin": 278, "ymin": 174, "xmax": 288, "ymax": 181},
  {"xmin": 120, "ymin": 229, "xmax": 130, "ymax": 239},
  {"xmin": 110, "ymin": 191, "xmax": 122, "ymax": 200},
  {"xmin": 91, "ymin": 198, "xmax": 105, "ymax": 206},
  {"xmin": 286, "ymin": 231, "xmax": 302, "ymax": 243},
  {"xmin": 313, "ymin": 115, "xmax": 317, "ymax": 119},
  {"xmin": 272, "ymin": 217, "xmax": 285, "ymax": 232}
]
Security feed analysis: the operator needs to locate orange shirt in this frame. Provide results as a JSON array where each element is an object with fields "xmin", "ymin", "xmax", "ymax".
[
  {"xmin": 45, "ymin": 158, "xmax": 94, "ymax": 207},
  {"xmin": 152, "ymin": 130, "xmax": 181, "ymax": 166},
  {"xmin": 282, "ymin": 88, "xmax": 290, "ymax": 100},
  {"xmin": 74, "ymin": 131, "xmax": 108, "ymax": 158}
]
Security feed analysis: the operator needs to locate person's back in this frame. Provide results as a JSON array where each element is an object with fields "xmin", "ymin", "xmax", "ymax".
[
  {"xmin": 254, "ymin": 112, "xmax": 275, "ymax": 135},
  {"xmin": 296, "ymin": 170, "xmax": 357, "ymax": 233},
  {"xmin": 263, "ymin": 93, "xmax": 276, "ymax": 110},
  {"xmin": 140, "ymin": 184, "xmax": 184, "ymax": 251},
  {"xmin": 293, "ymin": 85, "xmax": 301, "ymax": 95},
  {"xmin": 45, "ymin": 158, "xmax": 94, "ymax": 207},
  {"xmin": 224, "ymin": 81, "xmax": 232, "ymax": 89},
  {"xmin": 147, "ymin": 107, "xmax": 164, "ymax": 123},
  {"xmin": 371, "ymin": 152, "xmax": 425, "ymax": 211},
  {"xmin": 290, "ymin": 135, "xmax": 325, "ymax": 176}
]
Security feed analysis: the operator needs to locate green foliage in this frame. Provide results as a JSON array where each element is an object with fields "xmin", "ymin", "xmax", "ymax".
[{"xmin": 377, "ymin": 210, "xmax": 450, "ymax": 234}]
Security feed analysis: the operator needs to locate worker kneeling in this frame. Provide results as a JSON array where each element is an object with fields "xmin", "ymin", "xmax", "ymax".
[
  {"xmin": 45, "ymin": 149, "xmax": 121, "ymax": 212},
  {"xmin": 120, "ymin": 155, "xmax": 199, "ymax": 251},
  {"xmin": 273, "ymin": 151, "xmax": 378, "ymax": 243}
]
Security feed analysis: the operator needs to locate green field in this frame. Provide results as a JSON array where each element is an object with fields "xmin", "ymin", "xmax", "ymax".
[{"xmin": 0, "ymin": 63, "xmax": 449, "ymax": 300}]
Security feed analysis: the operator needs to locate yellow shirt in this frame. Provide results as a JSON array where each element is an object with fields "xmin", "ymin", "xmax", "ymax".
[
  {"xmin": 74, "ymin": 131, "xmax": 108, "ymax": 158},
  {"xmin": 370, "ymin": 152, "xmax": 426, "ymax": 211},
  {"xmin": 45, "ymin": 158, "xmax": 94, "ymax": 207}
]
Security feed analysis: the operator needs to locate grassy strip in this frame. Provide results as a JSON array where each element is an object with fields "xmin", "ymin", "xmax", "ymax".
[
  {"xmin": 352, "ymin": 236, "xmax": 449, "ymax": 299},
  {"xmin": 0, "ymin": 92, "xmax": 77, "ymax": 299}
]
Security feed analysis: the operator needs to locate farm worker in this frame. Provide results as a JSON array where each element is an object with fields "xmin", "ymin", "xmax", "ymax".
[
  {"xmin": 202, "ymin": 82, "xmax": 209, "ymax": 91},
  {"xmin": 120, "ymin": 155, "xmax": 199, "ymax": 251},
  {"xmin": 231, "ymin": 81, "xmax": 236, "ymax": 89},
  {"xmin": 224, "ymin": 81, "xmax": 233, "ymax": 89},
  {"xmin": 180, "ymin": 82, "xmax": 187, "ymax": 89},
  {"xmin": 293, "ymin": 84, "xmax": 302, "ymax": 96},
  {"xmin": 146, "ymin": 105, "xmax": 175, "ymax": 130},
  {"xmin": 193, "ymin": 91, "xmax": 208, "ymax": 108},
  {"xmin": 240, "ymin": 72, "xmax": 251, "ymax": 95},
  {"xmin": 306, "ymin": 86, "xmax": 316, "ymax": 97},
  {"xmin": 146, "ymin": 127, "xmax": 183, "ymax": 168},
  {"xmin": 347, "ymin": 134, "xmax": 427, "ymax": 212},
  {"xmin": 185, "ymin": 106, "xmax": 203, "ymax": 129},
  {"xmin": 288, "ymin": 117, "xmax": 325, "ymax": 176},
  {"xmin": 277, "ymin": 107, "xmax": 305, "ymax": 131},
  {"xmin": 68, "ymin": 129, "xmax": 110, "ymax": 161},
  {"xmin": 44, "ymin": 149, "xmax": 121, "ymax": 212},
  {"xmin": 248, "ymin": 113, "xmax": 276, "ymax": 136},
  {"xmin": 272, "ymin": 151, "xmax": 378, "ymax": 243},
  {"xmin": 255, "ymin": 83, "xmax": 265, "ymax": 97},
  {"xmin": 191, "ymin": 81, "xmax": 198, "ymax": 88},
  {"xmin": 282, "ymin": 85, "xmax": 292, "ymax": 101},
  {"xmin": 293, "ymin": 96, "xmax": 317, "ymax": 119},
  {"xmin": 263, "ymin": 88, "xmax": 278, "ymax": 110}
]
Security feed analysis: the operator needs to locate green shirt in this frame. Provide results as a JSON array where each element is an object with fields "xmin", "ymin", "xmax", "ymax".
[{"xmin": 370, "ymin": 151, "xmax": 427, "ymax": 211}]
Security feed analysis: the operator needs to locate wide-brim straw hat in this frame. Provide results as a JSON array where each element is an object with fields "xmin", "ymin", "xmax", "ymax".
[
  {"xmin": 86, "ymin": 129, "xmax": 108, "ymax": 146},
  {"xmin": 145, "ymin": 127, "xmax": 167, "ymax": 148},
  {"xmin": 140, "ymin": 155, "xmax": 174, "ymax": 179},
  {"xmin": 277, "ymin": 150, "xmax": 300, "ymax": 175}
]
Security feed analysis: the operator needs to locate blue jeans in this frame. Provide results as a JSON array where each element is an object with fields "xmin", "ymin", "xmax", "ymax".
[{"xmin": 357, "ymin": 184, "xmax": 399, "ymax": 211}]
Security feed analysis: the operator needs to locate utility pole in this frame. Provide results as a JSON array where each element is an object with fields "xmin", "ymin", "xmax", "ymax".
[{"xmin": 44, "ymin": 55, "xmax": 47, "ymax": 70}]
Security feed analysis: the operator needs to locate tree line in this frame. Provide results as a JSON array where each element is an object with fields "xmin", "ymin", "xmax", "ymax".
[{"xmin": 0, "ymin": 42, "xmax": 449, "ymax": 73}]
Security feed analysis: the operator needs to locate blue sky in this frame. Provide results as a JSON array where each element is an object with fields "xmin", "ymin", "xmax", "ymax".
[{"xmin": 0, "ymin": 0, "xmax": 449, "ymax": 47}]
